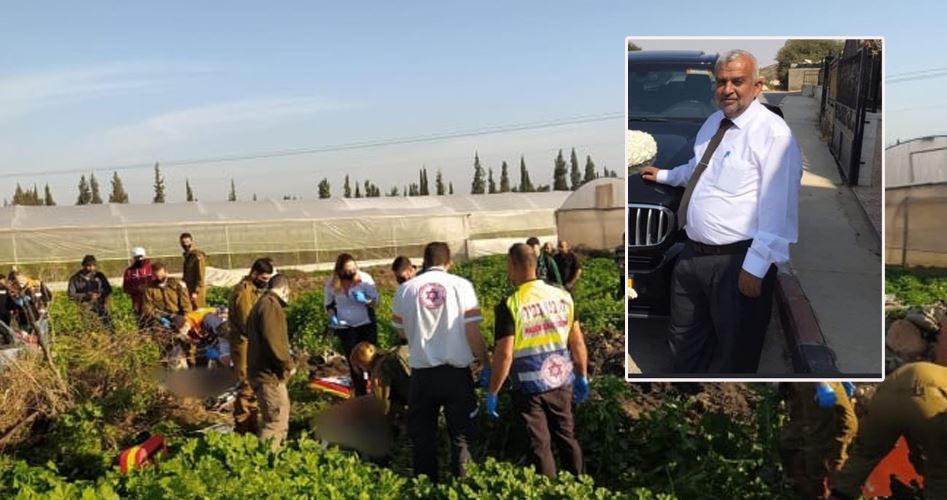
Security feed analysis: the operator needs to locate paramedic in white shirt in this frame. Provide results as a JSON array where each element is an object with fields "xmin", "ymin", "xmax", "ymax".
[
  {"xmin": 639, "ymin": 49, "xmax": 802, "ymax": 374},
  {"xmin": 392, "ymin": 241, "xmax": 490, "ymax": 481}
]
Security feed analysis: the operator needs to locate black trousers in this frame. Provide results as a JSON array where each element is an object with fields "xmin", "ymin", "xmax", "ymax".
[
  {"xmin": 336, "ymin": 323, "xmax": 377, "ymax": 396},
  {"xmin": 668, "ymin": 244, "xmax": 778, "ymax": 374},
  {"xmin": 408, "ymin": 365, "xmax": 478, "ymax": 481},
  {"xmin": 512, "ymin": 385, "xmax": 584, "ymax": 478}
]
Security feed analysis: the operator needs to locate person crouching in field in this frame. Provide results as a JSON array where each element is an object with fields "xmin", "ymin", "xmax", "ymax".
[
  {"xmin": 324, "ymin": 253, "xmax": 379, "ymax": 396},
  {"xmin": 141, "ymin": 262, "xmax": 192, "ymax": 329},
  {"xmin": 350, "ymin": 341, "xmax": 412, "ymax": 428}
]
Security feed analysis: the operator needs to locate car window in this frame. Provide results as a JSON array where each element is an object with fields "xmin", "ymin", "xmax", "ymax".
[{"xmin": 629, "ymin": 64, "xmax": 716, "ymax": 120}]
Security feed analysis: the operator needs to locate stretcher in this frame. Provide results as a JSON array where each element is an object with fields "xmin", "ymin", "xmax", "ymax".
[{"xmin": 862, "ymin": 436, "xmax": 924, "ymax": 498}]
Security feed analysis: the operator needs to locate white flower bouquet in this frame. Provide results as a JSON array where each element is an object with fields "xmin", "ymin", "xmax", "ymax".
[{"xmin": 626, "ymin": 130, "xmax": 657, "ymax": 173}]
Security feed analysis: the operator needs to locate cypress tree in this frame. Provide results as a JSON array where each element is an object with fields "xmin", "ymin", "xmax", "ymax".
[
  {"xmin": 488, "ymin": 168, "xmax": 497, "ymax": 194},
  {"xmin": 228, "ymin": 179, "xmax": 237, "ymax": 202},
  {"xmin": 569, "ymin": 148, "xmax": 581, "ymax": 190},
  {"xmin": 343, "ymin": 175, "xmax": 352, "ymax": 198},
  {"xmin": 553, "ymin": 149, "xmax": 569, "ymax": 191},
  {"xmin": 499, "ymin": 161, "xmax": 511, "ymax": 192},
  {"xmin": 583, "ymin": 155, "xmax": 597, "ymax": 184},
  {"xmin": 44, "ymin": 183, "xmax": 56, "ymax": 206},
  {"xmin": 435, "ymin": 170, "xmax": 445, "ymax": 195},
  {"xmin": 76, "ymin": 175, "xmax": 92, "ymax": 205},
  {"xmin": 186, "ymin": 179, "xmax": 196, "ymax": 202},
  {"xmin": 318, "ymin": 178, "xmax": 331, "ymax": 199},
  {"xmin": 519, "ymin": 155, "xmax": 534, "ymax": 192},
  {"xmin": 471, "ymin": 152, "xmax": 486, "ymax": 194},
  {"xmin": 152, "ymin": 163, "xmax": 166, "ymax": 203},
  {"xmin": 90, "ymin": 173, "xmax": 103, "ymax": 204},
  {"xmin": 109, "ymin": 172, "xmax": 129, "ymax": 204}
]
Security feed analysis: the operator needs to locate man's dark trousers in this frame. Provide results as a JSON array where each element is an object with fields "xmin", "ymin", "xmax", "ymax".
[
  {"xmin": 668, "ymin": 242, "xmax": 778, "ymax": 374},
  {"xmin": 511, "ymin": 385, "xmax": 584, "ymax": 478},
  {"xmin": 408, "ymin": 365, "xmax": 478, "ymax": 481}
]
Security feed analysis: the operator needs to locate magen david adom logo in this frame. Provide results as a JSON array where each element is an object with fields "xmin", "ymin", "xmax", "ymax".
[
  {"xmin": 418, "ymin": 283, "xmax": 447, "ymax": 309},
  {"xmin": 540, "ymin": 353, "xmax": 572, "ymax": 388}
]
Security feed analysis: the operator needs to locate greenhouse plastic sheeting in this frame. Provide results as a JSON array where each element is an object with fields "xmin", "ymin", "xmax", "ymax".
[
  {"xmin": 0, "ymin": 193, "xmax": 570, "ymax": 270},
  {"xmin": 555, "ymin": 178, "xmax": 625, "ymax": 250}
]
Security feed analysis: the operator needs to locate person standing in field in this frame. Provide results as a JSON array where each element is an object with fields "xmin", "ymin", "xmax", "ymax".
[
  {"xmin": 247, "ymin": 274, "xmax": 294, "ymax": 451},
  {"xmin": 554, "ymin": 240, "xmax": 582, "ymax": 293},
  {"xmin": 228, "ymin": 257, "xmax": 273, "ymax": 435},
  {"xmin": 324, "ymin": 253, "xmax": 379, "ymax": 396},
  {"xmin": 392, "ymin": 241, "xmax": 490, "ymax": 481},
  {"xmin": 485, "ymin": 242, "xmax": 589, "ymax": 478},
  {"xmin": 180, "ymin": 233, "xmax": 207, "ymax": 309},
  {"xmin": 526, "ymin": 237, "xmax": 562, "ymax": 287},
  {"xmin": 67, "ymin": 254, "xmax": 113, "ymax": 330},
  {"xmin": 123, "ymin": 247, "xmax": 153, "ymax": 318}
]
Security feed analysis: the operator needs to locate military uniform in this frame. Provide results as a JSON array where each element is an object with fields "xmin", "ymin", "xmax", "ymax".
[
  {"xmin": 834, "ymin": 362, "xmax": 947, "ymax": 498},
  {"xmin": 779, "ymin": 382, "xmax": 858, "ymax": 498},
  {"xmin": 247, "ymin": 291, "xmax": 293, "ymax": 451},
  {"xmin": 182, "ymin": 248, "xmax": 207, "ymax": 308},
  {"xmin": 371, "ymin": 345, "xmax": 412, "ymax": 420},
  {"xmin": 228, "ymin": 276, "xmax": 263, "ymax": 434},
  {"xmin": 142, "ymin": 277, "xmax": 192, "ymax": 324}
]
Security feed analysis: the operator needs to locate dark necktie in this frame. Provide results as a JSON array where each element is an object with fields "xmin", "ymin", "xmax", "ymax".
[{"xmin": 677, "ymin": 118, "xmax": 734, "ymax": 229}]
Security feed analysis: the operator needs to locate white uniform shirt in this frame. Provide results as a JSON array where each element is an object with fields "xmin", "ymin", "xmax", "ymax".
[
  {"xmin": 392, "ymin": 267, "xmax": 483, "ymax": 369},
  {"xmin": 323, "ymin": 270, "xmax": 378, "ymax": 328},
  {"xmin": 656, "ymin": 98, "xmax": 802, "ymax": 278}
]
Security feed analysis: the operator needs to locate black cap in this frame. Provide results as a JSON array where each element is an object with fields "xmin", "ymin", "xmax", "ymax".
[{"xmin": 82, "ymin": 255, "xmax": 97, "ymax": 265}]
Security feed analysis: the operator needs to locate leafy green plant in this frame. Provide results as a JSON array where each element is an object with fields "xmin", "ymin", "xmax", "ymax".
[{"xmin": 886, "ymin": 265, "xmax": 947, "ymax": 306}]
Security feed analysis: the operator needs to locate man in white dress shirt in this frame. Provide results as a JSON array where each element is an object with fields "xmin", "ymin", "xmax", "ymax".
[{"xmin": 639, "ymin": 49, "xmax": 802, "ymax": 374}]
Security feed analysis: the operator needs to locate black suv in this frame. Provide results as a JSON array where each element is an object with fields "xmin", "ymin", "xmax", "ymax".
[
  {"xmin": 627, "ymin": 51, "xmax": 717, "ymax": 318},
  {"xmin": 626, "ymin": 50, "xmax": 782, "ymax": 318}
]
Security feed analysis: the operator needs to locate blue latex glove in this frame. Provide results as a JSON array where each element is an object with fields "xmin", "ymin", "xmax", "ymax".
[
  {"xmin": 573, "ymin": 376, "xmax": 590, "ymax": 403},
  {"xmin": 479, "ymin": 367, "xmax": 492, "ymax": 389},
  {"xmin": 815, "ymin": 383, "xmax": 837, "ymax": 408},
  {"xmin": 485, "ymin": 393, "xmax": 499, "ymax": 418},
  {"xmin": 353, "ymin": 290, "xmax": 370, "ymax": 305},
  {"xmin": 205, "ymin": 346, "xmax": 220, "ymax": 360},
  {"xmin": 842, "ymin": 382, "xmax": 856, "ymax": 398},
  {"xmin": 330, "ymin": 315, "xmax": 340, "ymax": 327},
  {"xmin": 158, "ymin": 317, "xmax": 172, "ymax": 328}
]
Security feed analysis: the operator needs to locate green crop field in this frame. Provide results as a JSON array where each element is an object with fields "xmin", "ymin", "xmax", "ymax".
[{"xmin": 1, "ymin": 255, "xmax": 791, "ymax": 499}]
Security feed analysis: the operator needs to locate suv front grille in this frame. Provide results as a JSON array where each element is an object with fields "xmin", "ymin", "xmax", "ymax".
[{"xmin": 628, "ymin": 204, "xmax": 674, "ymax": 247}]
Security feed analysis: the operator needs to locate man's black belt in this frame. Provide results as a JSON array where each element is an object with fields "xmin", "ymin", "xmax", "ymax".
[{"xmin": 688, "ymin": 239, "xmax": 752, "ymax": 255}]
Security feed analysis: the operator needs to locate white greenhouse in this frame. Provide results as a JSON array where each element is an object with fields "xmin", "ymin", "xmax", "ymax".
[{"xmin": 0, "ymin": 193, "xmax": 571, "ymax": 281}]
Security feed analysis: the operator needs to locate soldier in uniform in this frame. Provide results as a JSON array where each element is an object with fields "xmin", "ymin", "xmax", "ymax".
[
  {"xmin": 779, "ymin": 382, "xmax": 858, "ymax": 498},
  {"xmin": 227, "ymin": 258, "xmax": 273, "ymax": 434},
  {"xmin": 831, "ymin": 362, "xmax": 947, "ymax": 499},
  {"xmin": 142, "ymin": 262, "xmax": 193, "ymax": 327},
  {"xmin": 180, "ymin": 233, "xmax": 207, "ymax": 309}
]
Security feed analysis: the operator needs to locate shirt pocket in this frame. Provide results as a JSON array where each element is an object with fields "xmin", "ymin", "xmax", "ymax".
[{"xmin": 713, "ymin": 156, "xmax": 757, "ymax": 195}]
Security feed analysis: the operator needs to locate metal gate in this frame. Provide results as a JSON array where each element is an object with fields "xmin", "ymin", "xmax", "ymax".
[{"xmin": 822, "ymin": 42, "xmax": 882, "ymax": 185}]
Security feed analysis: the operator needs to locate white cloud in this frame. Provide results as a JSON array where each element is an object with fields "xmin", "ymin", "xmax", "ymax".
[
  {"xmin": 107, "ymin": 96, "xmax": 350, "ymax": 142},
  {"xmin": 63, "ymin": 95, "xmax": 357, "ymax": 166},
  {"xmin": 0, "ymin": 61, "xmax": 216, "ymax": 123}
]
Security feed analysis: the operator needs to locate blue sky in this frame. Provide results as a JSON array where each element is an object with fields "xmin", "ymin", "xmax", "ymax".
[{"xmin": 0, "ymin": 1, "xmax": 941, "ymax": 202}]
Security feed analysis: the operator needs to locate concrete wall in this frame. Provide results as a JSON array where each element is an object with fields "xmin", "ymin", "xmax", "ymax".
[
  {"xmin": 788, "ymin": 68, "xmax": 821, "ymax": 92},
  {"xmin": 858, "ymin": 112, "xmax": 882, "ymax": 186}
]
